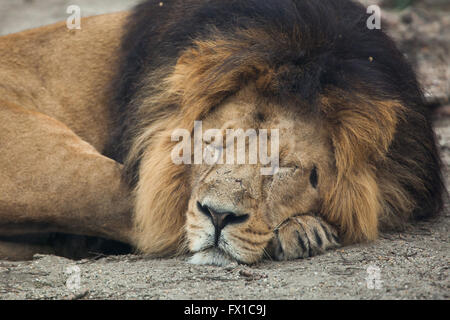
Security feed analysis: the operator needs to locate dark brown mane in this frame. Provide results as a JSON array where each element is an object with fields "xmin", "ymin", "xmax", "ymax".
[{"xmin": 106, "ymin": 0, "xmax": 444, "ymax": 247}]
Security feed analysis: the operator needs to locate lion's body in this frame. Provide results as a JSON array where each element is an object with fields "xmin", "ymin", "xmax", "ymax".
[
  {"xmin": 0, "ymin": 0, "xmax": 445, "ymax": 264},
  {"xmin": 0, "ymin": 12, "xmax": 134, "ymax": 259},
  {"xmin": 0, "ymin": 12, "xmax": 127, "ymax": 150}
]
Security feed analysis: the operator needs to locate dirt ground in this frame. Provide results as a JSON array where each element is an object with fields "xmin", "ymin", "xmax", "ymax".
[{"xmin": 0, "ymin": 0, "xmax": 448, "ymax": 300}]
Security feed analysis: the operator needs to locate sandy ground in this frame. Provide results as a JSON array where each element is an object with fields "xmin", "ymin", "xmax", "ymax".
[{"xmin": 0, "ymin": 0, "xmax": 448, "ymax": 300}]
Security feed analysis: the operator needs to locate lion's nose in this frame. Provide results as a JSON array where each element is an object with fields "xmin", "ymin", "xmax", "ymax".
[{"xmin": 197, "ymin": 202, "xmax": 248, "ymax": 244}]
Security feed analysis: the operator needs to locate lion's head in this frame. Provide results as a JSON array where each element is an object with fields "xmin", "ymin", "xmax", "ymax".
[
  {"xmin": 185, "ymin": 85, "xmax": 335, "ymax": 264},
  {"xmin": 107, "ymin": 0, "xmax": 445, "ymax": 265}
]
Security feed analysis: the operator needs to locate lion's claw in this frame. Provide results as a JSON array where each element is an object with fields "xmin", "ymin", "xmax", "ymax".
[{"xmin": 268, "ymin": 215, "xmax": 340, "ymax": 261}]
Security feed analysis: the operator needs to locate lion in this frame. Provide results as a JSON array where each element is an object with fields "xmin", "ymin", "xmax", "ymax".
[{"xmin": 0, "ymin": 0, "xmax": 445, "ymax": 265}]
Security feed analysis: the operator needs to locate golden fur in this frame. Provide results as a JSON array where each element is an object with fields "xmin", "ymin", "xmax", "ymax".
[{"xmin": 0, "ymin": 13, "xmax": 135, "ymax": 260}]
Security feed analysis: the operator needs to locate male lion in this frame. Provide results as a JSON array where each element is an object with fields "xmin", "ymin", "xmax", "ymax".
[{"xmin": 0, "ymin": 0, "xmax": 445, "ymax": 265}]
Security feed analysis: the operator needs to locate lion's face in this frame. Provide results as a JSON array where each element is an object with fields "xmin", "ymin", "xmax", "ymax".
[{"xmin": 186, "ymin": 86, "xmax": 335, "ymax": 265}]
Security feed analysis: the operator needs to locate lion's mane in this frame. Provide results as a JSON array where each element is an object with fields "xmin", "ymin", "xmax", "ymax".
[{"xmin": 105, "ymin": 0, "xmax": 445, "ymax": 255}]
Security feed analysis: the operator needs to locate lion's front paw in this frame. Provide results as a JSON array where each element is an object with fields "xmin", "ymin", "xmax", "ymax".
[{"xmin": 267, "ymin": 215, "xmax": 340, "ymax": 261}]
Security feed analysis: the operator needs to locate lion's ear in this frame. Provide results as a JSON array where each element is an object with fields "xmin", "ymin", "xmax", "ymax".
[
  {"xmin": 321, "ymin": 93, "xmax": 405, "ymax": 243},
  {"xmin": 322, "ymin": 93, "xmax": 404, "ymax": 174}
]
